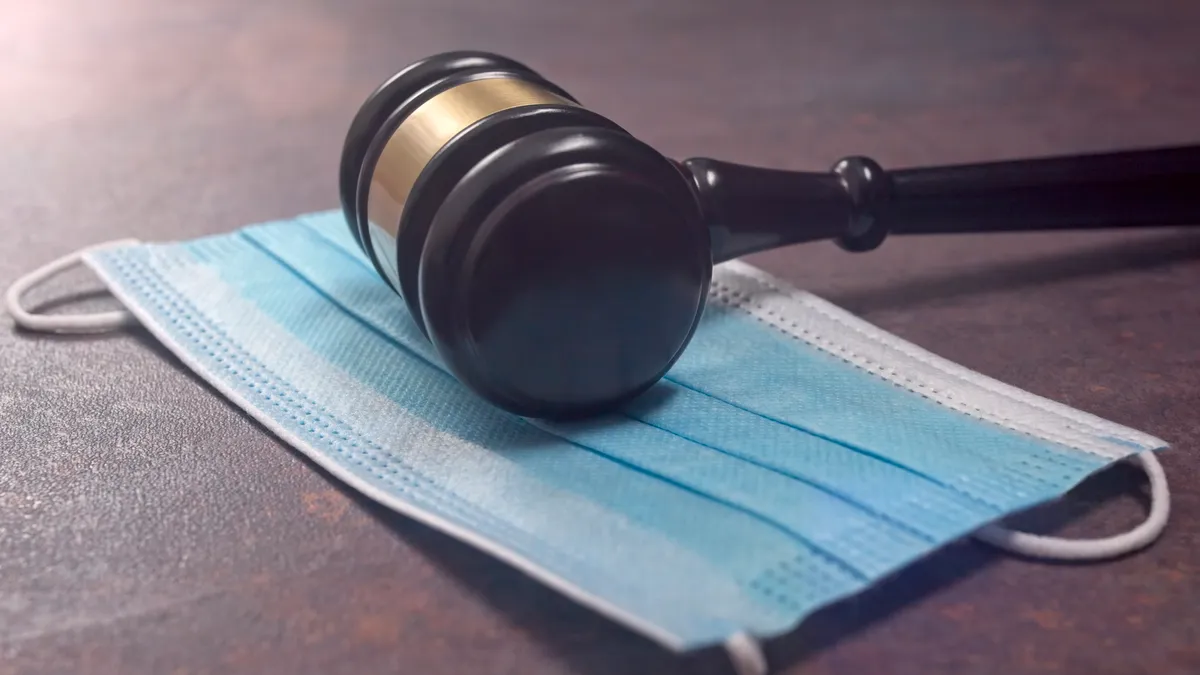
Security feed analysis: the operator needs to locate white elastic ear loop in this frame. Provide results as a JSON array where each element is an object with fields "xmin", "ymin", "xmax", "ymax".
[
  {"xmin": 725, "ymin": 631, "xmax": 767, "ymax": 675},
  {"xmin": 5, "ymin": 239, "xmax": 140, "ymax": 333},
  {"xmin": 974, "ymin": 451, "xmax": 1169, "ymax": 560}
]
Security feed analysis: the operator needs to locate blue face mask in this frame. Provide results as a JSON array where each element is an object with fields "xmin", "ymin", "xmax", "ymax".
[{"xmin": 6, "ymin": 211, "xmax": 1171, "ymax": 675}]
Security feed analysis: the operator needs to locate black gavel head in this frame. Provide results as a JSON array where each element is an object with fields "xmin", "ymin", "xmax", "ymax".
[{"xmin": 340, "ymin": 51, "xmax": 712, "ymax": 419}]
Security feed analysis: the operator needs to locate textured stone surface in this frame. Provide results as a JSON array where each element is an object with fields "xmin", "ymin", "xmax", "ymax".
[{"xmin": 1, "ymin": 1, "xmax": 1198, "ymax": 673}]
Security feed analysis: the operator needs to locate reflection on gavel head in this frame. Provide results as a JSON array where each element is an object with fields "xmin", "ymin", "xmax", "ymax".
[
  {"xmin": 340, "ymin": 51, "xmax": 712, "ymax": 419},
  {"xmin": 341, "ymin": 50, "xmax": 1200, "ymax": 419}
]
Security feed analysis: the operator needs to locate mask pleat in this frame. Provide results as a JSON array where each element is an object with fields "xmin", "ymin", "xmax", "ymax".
[
  {"xmin": 668, "ymin": 300, "xmax": 1106, "ymax": 514},
  {"xmin": 245, "ymin": 218, "xmax": 950, "ymax": 582}
]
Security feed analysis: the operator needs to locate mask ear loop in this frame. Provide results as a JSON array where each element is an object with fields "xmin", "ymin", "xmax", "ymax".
[
  {"xmin": 974, "ymin": 451, "xmax": 1169, "ymax": 560},
  {"xmin": 725, "ymin": 631, "xmax": 768, "ymax": 675},
  {"xmin": 5, "ymin": 240, "xmax": 140, "ymax": 333}
]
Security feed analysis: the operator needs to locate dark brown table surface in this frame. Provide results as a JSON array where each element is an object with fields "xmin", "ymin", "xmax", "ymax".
[{"xmin": 2, "ymin": 1, "xmax": 1198, "ymax": 673}]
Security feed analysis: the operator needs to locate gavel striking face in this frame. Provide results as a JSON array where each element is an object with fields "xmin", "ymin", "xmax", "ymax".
[{"xmin": 340, "ymin": 50, "xmax": 1200, "ymax": 420}]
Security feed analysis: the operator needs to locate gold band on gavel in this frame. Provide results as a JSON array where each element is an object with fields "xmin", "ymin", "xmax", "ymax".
[{"xmin": 366, "ymin": 77, "xmax": 576, "ymax": 240}]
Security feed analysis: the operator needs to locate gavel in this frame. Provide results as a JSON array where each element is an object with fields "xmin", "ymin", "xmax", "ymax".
[{"xmin": 339, "ymin": 50, "xmax": 1200, "ymax": 420}]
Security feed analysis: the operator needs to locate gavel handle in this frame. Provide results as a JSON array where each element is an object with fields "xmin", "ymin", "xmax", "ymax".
[{"xmin": 685, "ymin": 144, "xmax": 1200, "ymax": 263}]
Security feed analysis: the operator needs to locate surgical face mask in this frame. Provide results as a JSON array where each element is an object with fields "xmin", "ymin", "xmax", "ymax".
[{"xmin": 6, "ymin": 211, "xmax": 1171, "ymax": 675}]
